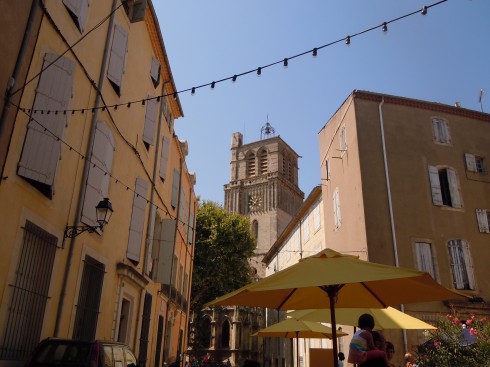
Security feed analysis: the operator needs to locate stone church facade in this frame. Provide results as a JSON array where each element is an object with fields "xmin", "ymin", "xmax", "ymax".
[{"xmin": 200, "ymin": 123, "xmax": 304, "ymax": 367}]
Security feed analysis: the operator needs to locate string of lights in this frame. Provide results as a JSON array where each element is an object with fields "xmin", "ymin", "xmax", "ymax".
[
  {"xmin": 13, "ymin": 1, "xmax": 445, "ymax": 115},
  {"xmin": 16, "ymin": 108, "xmax": 197, "ymax": 232}
]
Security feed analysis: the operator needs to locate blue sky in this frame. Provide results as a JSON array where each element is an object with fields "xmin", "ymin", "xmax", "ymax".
[{"xmin": 153, "ymin": 0, "xmax": 490, "ymax": 204}]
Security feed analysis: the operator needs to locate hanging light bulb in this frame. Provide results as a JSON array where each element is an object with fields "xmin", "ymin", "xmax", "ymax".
[
  {"xmin": 173, "ymin": 92, "xmax": 177, "ymax": 100},
  {"xmin": 312, "ymin": 48, "xmax": 318, "ymax": 57},
  {"xmin": 345, "ymin": 36, "xmax": 351, "ymax": 46},
  {"xmin": 421, "ymin": 6, "xmax": 428, "ymax": 15},
  {"xmin": 232, "ymin": 75, "xmax": 237, "ymax": 82},
  {"xmin": 382, "ymin": 22, "xmax": 388, "ymax": 33},
  {"xmin": 211, "ymin": 81, "xmax": 215, "ymax": 89},
  {"xmin": 257, "ymin": 67, "xmax": 262, "ymax": 76},
  {"xmin": 191, "ymin": 87, "xmax": 196, "ymax": 95},
  {"xmin": 283, "ymin": 58, "xmax": 288, "ymax": 68}
]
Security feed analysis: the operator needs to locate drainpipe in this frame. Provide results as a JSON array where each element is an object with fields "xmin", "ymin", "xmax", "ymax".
[
  {"xmin": 378, "ymin": 98, "xmax": 408, "ymax": 353},
  {"xmin": 53, "ymin": 0, "xmax": 118, "ymax": 336},
  {"xmin": 0, "ymin": 1, "xmax": 39, "ymax": 178}
]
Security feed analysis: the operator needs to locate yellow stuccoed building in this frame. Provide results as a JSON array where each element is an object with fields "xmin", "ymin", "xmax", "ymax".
[{"xmin": 0, "ymin": 1, "xmax": 196, "ymax": 367}]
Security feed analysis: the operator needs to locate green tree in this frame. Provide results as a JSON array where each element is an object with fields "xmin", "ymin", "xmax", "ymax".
[
  {"xmin": 416, "ymin": 307, "xmax": 490, "ymax": 367},
  {"xmin": 190, "ymin": 201, "xmax": 256, "ymax": 352}
]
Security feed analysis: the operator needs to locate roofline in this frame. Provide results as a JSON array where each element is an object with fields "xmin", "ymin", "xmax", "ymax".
[
  {"xmin": 235, "ymin": 134, "xmax": 302, "ymax": 159},
  {"xmin": 262, "ymin": 185, "xmax": 322, "ymax": 265}
]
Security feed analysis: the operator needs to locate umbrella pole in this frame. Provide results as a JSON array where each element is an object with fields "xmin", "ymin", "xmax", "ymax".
[
  {"xmin": 321, "ymin": 285, "xmax": 343, "ymax": 367},
  {"xmin": 296, "ymin": 332, "xmax": 299, "ymax": 367}
]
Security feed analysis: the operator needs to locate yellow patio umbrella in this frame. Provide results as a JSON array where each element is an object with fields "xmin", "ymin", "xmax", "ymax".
[
  {"xmin": 205, "ymin": 248, "xmax": 467, "ymax": 367},
  {"xmin": 288, "ymin": 307, "xmax": 437, "ymax": 330},
  {"xmin": 252, "ymin": 318, "xmax": 348, "ymax": 367}
]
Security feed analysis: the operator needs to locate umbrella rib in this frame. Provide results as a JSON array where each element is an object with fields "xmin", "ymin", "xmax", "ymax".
[
  {"xmin": 360, "ymin": 282, "xmax": 388, "ymax": 307},
  {"xmin": 277, "ymin": 288, "xmax": 298, "ymax": 310}
]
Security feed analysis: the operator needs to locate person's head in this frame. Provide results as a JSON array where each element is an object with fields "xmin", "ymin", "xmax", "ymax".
[
  {"xmin": 358, "ymin": 313, "xmax": 375, "ymax": 330},
  {"xmin": 338, "ymin": 352, "xmax": 345, "ymax": 361},
  {"xmin": 404, "ymin": 353, "xmax": 415, "ymax": 363},
  {"xmin": 386, "ymin": 341, "xmax": 395, "ymax": 361}
]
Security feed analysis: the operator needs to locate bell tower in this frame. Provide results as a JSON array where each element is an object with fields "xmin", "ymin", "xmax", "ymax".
[{"xmin": 224, "ymin": 121, "xmax": 304, "ymax": 278}]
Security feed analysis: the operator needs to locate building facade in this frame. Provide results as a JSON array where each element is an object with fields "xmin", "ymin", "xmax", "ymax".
[
  {"xmin": 0, "ymin": 2, "xmax": 196, "ymax": 367},
  {"xmin": 263, "ymin": 186, "xmax": 331, "ymax": 367},
  {"xmin": 318, "ymin": 90, "xmax": 490, "ymax": 366}
]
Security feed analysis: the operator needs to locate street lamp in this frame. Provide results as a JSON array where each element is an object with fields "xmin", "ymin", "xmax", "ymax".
[{"xmin": 64, "ymin": 198, "xmax": 114, "ymax": 238}]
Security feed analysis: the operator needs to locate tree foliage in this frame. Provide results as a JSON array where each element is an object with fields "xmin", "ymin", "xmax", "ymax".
[
  {"xmin": 416, "ymin": 307, "xmax": 490, "ymax": 367},
  {"xmin": 190, "ymin": 201, "xmax": 256, "ymax": 351}
]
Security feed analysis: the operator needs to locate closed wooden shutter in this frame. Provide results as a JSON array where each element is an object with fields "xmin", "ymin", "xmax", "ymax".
[
  {"xmin": 107, "ymin": 24, "xmax": 128, "ymax": 93},
  {"xmin": 187, "ymin": 211, "xmax": 194, "ymax": 244},
  {"xmin": 143, "ymin": 96, "xmax": 157, "ymax": 146},
  {"xmin": 159, "ymin": 136, "xmax": 170, "ymax": 180},
  {"xmin": 447, "ymin": 167, "xmax": 462, "ymax": 208},
  {"xmin": 428, "ymin": 165, "xmax": 443, "ymax": 205},
  {"xmin": 171, "ymin": 169, "xmax": 179, "ymax": 208},
  {"xmin": 127, "ymin": 177, "xmax": 149, "ymax": 262},
  {"xmin": 63, "ymin": 0, "xmax": 89, "ymax": 32},
  {"xmin": 18, "ymin": 53, "xmax": 74, "ymax": 195},
  {"xmin": 475, "ymin": 209, "xmax": 489, "ymax": 233},
  {"xmin": 333, "ymin": 188, "xmax": 341, "ymax": 228},
  {"xmin": 82, "ymin": 122, "xmax": 115, "ymax": 226},
  {"xmin": 461, "ymin": 241, "xmax": 475, "ymax": 290},
  {"xmin": 415, "ymin": 242, "xmax": 436, "ymax": 278},
  {"xmin": 153, "ymin": 219, "xmax": 176, "ymax": 284},
  {"xmin": 465, "ymin": 153, "xmax": 477, "ymax": 172},
  {"xmin": 150, "ymin": 56, "xmax": 160, "ymax": 86}
]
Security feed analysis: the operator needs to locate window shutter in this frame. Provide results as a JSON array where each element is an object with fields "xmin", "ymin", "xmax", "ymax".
[
  {"xmin": 107, "ymin": 24, "xmax": 128, "ymax": 92},
  {"xmin": 188, "ymin": 211, "xmax": 195, "ymax": 244},
  {"xmin": 448, "ymin": 240, "xmax": 465, "ymax": 289},
  {"xmin": 130, "ymin": 0, "xmax": 147, "ymax": 22},
  {"xmin": 153, "ymin": 219, "xmax": 176, "ymax": 284},
  {"xmin": 447, "ymin": 167, "xmax": 462, "ymax": 208},
  {"xmin": 465, "ymin": 153, "xmax": 477, "ymax": 172},
  {"xmin": 127, "ymin": 177, "xmax": 149, "ymax": 263},
  {"xmin": 428, "ymin": 166, "xmax": 443, "ymax": 205},
  {"xmin": 313, "ymin": 203, "xmax": 321, "ymax": 231},
  {"xmin": 340, "ymin": 126, "xmax": 347, "ymax": 151},
  {"xmin": 82, "ymin": 122, "xmax": 115, "ymax": 226},
  {"xmin": 432, "ymin": 119, "xmax": 440, "ymax": 142},
  {"xmin": 475, "ymin": 209, "xmax": 489, "ymax": 233},
  {"xmin": 415, "ymin": 242, "xmax": 435, "ymax": 279},
  {"xmin": 150, "ymin": 56, "xmax": 160, "ymax": 86},
  {"xmin": 333, "ymin": 188, "xmax": 341, "ymax": 228},
  {"xmin": 462, "ymin": 241, "xmax": 475, "ymax": 290},
  {"xmin": 443, "ymin": 120, "xmax": 451, "ymax": 144},
  {"xmin": 143, "ymin": 96, "xmax": 158, "ymax": 146},
  {"xmin": 159, "ymin": 136, "xmax": 170, "ymax": 181},
  {"xmin": 63, "ymin": 0, "xmax": 89, "ymax": 32},
  {"xmin": 18, "ymin": 53, "xmax": 74, "ymax": 192},
  {"xmin": 171, "ymin": 169, "xmax": 179, "ymax": 208}
]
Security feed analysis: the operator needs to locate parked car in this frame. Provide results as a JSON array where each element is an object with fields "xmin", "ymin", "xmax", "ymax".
[{"xmin": 24, "ymin": 338, "xmax": 138, "ymax": 367}]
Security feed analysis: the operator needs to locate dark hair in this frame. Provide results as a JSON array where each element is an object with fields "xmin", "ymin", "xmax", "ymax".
[
  {"xmin": 338, "ymin": 352, "xmax": 345, "ymax": 361},
  {"xmin": 358, "ymin": 313, "xmax": 375, "ymax": 329},
  {"xmin": 386, "ymin": 341, "xmax": 394, "ymax": 352}
]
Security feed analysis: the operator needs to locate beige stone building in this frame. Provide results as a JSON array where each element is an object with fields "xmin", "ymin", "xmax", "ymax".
[
  {"xmin": 0, "ymin": 2, "xmax": 196, "ymax": 367},
  {"xmin": 199, "ymin": 125, "xmax": 304, "ymax": 367},
  {"xmin": 318, "ymin": 90, "xmax": 490, "ymax": 366}
]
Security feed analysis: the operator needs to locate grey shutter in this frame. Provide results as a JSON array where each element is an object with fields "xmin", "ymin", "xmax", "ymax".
[
  {"xmin": 63, "ymin": 0, "xmax": 89, "ymax": 32},
  {"xmin": 432, "ymin": 119, "xmax": 441, "ymax": 142},
  {"xmin": 187, "ymin": 211, "xmax": 194, "ymax": 244},
  {"xmin": 428, "ymin": 166, "xmax": 443, "ymax": 205},
  {"xmin": 415, "ymin": 242, "xmax": 435, "ymax": 279},
  {"xmin": 107, "ymin": 24, "xmax": 128, "ymax": 91},
  {"xmin": 159, "ymin": 136, "xmax": 170, "ymax": 180},
  {"xmin": 448, "ymin": 240, "xmax": 465, "ymax": 289},
  {"xmin": 150, "ymin": 56, "xmax": 160, "ymax": 86},
  {"xmin": 465, "ymin": 153, "xmax": 477, "ymax": 172},
  {"xmin": 476, "ymin": 209, "xmax": 489, "ymax": 233},
  {"xmin": 143, "ymin": 96, "xmax": 157, "ymax": 146},
  {"xmin": 447, "ymin": 167, "xmax": 462, "ymax": 208},
  {"xmin": 127, "ymin": 177, "xmax": 149, "ymax": 262},
  {"xmin": 82, "ymin": 122, "xmax": 115, "ymax": 226},
  {"xmin": 462, "ymin": 241, "xmax": 475, "ymax": 289},
  {"xmin": 171, "ymin": 169, "xmax": 179, "ymax": 208},
  {"xmin": 18, "ymin": 53, "xmax": 74, "ymax": 191},
  {"xmin": 130, "ymin": 0, "xmax": 147, "ymax": 22},
  {"xmin": 179, "ymin": 189, "xmax": 186, "ymax": 223},
  {"xmin": 154, "ymin": 219, "xmax": 176, "ymax": 284}
]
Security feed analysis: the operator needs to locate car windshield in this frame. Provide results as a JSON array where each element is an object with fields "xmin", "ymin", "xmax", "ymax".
[{"xmin": 32, "ymin": 341, "xmax": 91, "ymax": 367}]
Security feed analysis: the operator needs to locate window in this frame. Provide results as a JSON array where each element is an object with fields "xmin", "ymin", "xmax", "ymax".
[
  {"xmin": 171, "ymin": 169, "xmax": 180, "ymax": 208},
  {"xmin": 259, "ymin": 149, "xmax": 268, "ymax": 174},
  {"xmin": 465, "ymin": 153, "xmax": 486, "ymax": 173},
  {"xmin": 18, "ymin": 53, "xmax": 74, "ymax": 198},
  {"xmin": 63, "ymin": 0, "xmax": 89, "ymax": 32},
  {"xmin": 107, "ymin": 24, "xmax": 128, "ymax": 95},
  {"xmin": 138, "ymin": 293, "xmax": 152, "ymax": 367},
  {"xmin": 247, "ymin": 152, "xmax": 256, "ymax": 177},
  {"xmin": 333, "ymin": 188, "xmax": 341, "ymax": 228},
  {"xmin": 476, "ymin": 209, "xmax": 490, "ymax": 233},
  {"xmin": 0, "ymin": 221, "xmax": 57, "ymax": 360},
  {"xmin": 122, "ymin": 0, "xmax": 147, "ymax": 22},
  {"xmin": 159, "ymin": 136, "xmax": 170, "ymax": 181},
  {"xmin": 288, "ymin": 158, "xmax": 293, "ymax": 182},
  {"xmin": 428, "ymin": 166, "xmax": 462, "ymax": 208},
  {"xmin": 340, "ymin": 126, "xmax": 347, "ymax": 151},
  {"xmin": 432, "ymin": 118, "xmax": 451, "ymax": 144},
  {"xmin": 150, "ymin": 56, "xmax": 161, "ymax": 87},
  {"xmin": 82, "ymin": 122, "xmax": 115, "ymax": 227},
  {"xmin": 143, "ymin": 96, "xmax": 158, "ymax": 149},
  {"xmin": 448, "ymin": 240, "xmax": 475, "ymax": 290},
  {"xmin": 302, "ymin": 216, "xmax": 310, "ymax": 243},
  {"xmin": 221, "ymin": 320, "xmax": 231, "ymax": 348},
  {"xmin": 127, "ymin": 177, "xmax": 149, "ymax": 263},
  {"xmin": 414, "ymin": 242, "xmax": 437, "ymax": 279},
  {"xmin": 252, "ymin": 220, "xmax": 259, "ymax": 242},
  {"xmin": 313, "ymin": 202, "xmax": 321, "ymax": 232},
  {"xmin": 152, "ymin": 219, "xmax": 176, "ymax": 284},
  {"xmin": 324, "ymin": 159, "xmax": 330, "ymax": 181}
]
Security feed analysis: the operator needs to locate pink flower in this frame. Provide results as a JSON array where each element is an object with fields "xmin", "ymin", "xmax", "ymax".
[
  {"xmin": 446, "ymin": 314, "xmax": 453, "ymax": 319},
  {"xmin": 470, "ymin": 328, "xmax": 479, "ymax": 336},
  {"xmin": 453, "ymin": 317, "xmax": 460, "ymax": 324},
  {"xmin": 466, "ymin": 319, "xmax": 472, "ymax": 325}
]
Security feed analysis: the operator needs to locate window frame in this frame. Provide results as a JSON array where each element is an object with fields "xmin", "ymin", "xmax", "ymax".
[{"xmin": 447, "ymin": 239, "xmax": 475, "ymax": 290}]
